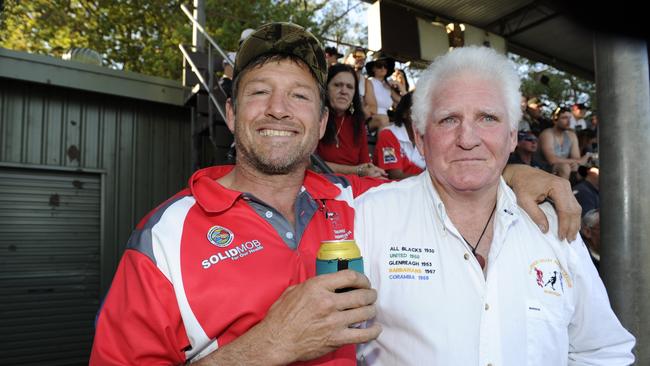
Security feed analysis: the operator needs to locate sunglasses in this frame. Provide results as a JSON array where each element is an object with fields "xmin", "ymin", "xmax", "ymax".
[
  {"xmin": 522, "ymin": 136, "xmax": 538, "ymax": 142},
  {"xmin": 374, "ymin": 62, "xmax": 388, "ymax": 69}
]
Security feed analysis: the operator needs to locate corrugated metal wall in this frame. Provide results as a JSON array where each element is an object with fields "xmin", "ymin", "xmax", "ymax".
[
  {"xmin": 1, "ymin": 77, "xmax": 191, "ymax": 281},
  {"xmin": 0, "ymin": 76, "xmax": 192, "ymax": 364},
  {"xmin": 0, "ymin": 167, "xmax": 101, "ymax": 364}
]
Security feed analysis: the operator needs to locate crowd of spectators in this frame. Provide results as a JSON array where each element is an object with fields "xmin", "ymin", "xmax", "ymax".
[
  {"xmin": 512, "ymin": 95, "xmax": 601, "ymax": 271},
  {"xmin": 221, "ymin": 32, "xmax": 602, "ymax": 274}
]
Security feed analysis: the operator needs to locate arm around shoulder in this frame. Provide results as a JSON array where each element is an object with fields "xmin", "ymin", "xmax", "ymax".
[{"xmin": 503, "ymin": 163, "xmax": 581, "ymax": 241}]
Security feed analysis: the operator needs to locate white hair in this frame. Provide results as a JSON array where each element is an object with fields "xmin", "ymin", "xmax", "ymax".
[
  {"xmin": 582, "ymin": 209, "xmax": 600, "ymax": 229},
  {"xmin": 412, "ymin": 46, "xmax": 522, "ymax": 134}
]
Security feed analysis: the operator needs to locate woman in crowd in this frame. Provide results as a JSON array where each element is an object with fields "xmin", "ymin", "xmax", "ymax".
[
  {"xmin": 364, "ymin": 55, "xmax": 405, "ymax": 131},
  {"xmin": 391, "ymin": 68, "xmax": 410, "ymax": 95},
  {"xmin": 374, "ymin": 92, "xmax": 425, "ymax": 179},
  {"xmin": 317, "ymin": 63, "xmax": 386, "ymax": 177}
]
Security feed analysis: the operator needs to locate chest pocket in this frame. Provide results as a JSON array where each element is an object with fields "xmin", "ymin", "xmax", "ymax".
[{"xmin": 525, "ymin": 286, "xmax": 573, "ymax": 364}]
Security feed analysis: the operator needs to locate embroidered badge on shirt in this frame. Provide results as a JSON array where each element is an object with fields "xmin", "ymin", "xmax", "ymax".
[
  {"xmin": 207, "ymin": 225, "xmax": 234, "ymax": 247},
  {"xmin": 382, "ymin": 147, "xmax": 397, "ymax": 164},
  {"xmin": 203, "ymin": 226, "xmax": 265, "ymax": 269},
  {"xmin": 529, "ymin": 258, "xmax": 573, "ymax": 296},
  {"xmin": 322, "ymin": 203, "xmax": 351, "ymax": 240}
]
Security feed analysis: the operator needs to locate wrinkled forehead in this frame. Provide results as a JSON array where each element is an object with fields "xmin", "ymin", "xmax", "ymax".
[
  {"xmin": 428, "ymin": 73, "xmax": 507, "ymax": 115},
  {"xmin": 329, "ymin": 71, "xmax": 356, "ymax": 85}
]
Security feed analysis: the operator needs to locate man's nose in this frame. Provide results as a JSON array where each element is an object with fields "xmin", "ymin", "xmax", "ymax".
[
  {"xmin": 265, "ymin": 91, "xmax": 291, "ymax": 120},
  {"xmin": 456, "ymin": 121, "xmax": 481, "ymax": 149}
]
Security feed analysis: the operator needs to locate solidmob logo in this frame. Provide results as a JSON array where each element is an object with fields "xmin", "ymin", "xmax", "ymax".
[{"xmin": 207, "ymin": 226, "xmax": 234, "ymax": 247}]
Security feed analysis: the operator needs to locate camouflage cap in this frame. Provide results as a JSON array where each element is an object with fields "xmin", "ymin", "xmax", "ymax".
[{"xmin": 234, "ymin": 22, "xmax": 327, "ymax": 87}]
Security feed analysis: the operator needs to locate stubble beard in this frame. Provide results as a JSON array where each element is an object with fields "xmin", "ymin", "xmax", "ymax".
[{"xmin": 234, "ymin": 124, "xmax": 315, "ymax": 175}]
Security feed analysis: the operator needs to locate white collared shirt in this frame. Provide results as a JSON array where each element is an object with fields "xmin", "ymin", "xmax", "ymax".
[{"xmin": 355, "ymin": 172, "xmax": 635, "ymax": 366}]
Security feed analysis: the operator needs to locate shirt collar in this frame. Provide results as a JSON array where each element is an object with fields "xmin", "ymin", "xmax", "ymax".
[
  {"xmin": 420, "ymin": 171, "xmax": 521, "ymax": 229},
  {"xmin": 189, "ymin": 165, "xmax": 341, "ymax": 213},
  {"xmin": 495, "ymin": 177, "xmax": 521, "ymax": 228}
]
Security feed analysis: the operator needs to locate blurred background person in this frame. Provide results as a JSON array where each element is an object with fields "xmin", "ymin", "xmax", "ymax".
[
  {"xmin": 218, "ymin": 51, "xmax": 236, "ymax": 99},
  {"xmin": 539, "ymin": 106, "xmax": 590, "ymax": 179},
  {"xmin": 389, "ymin": 68, "xmax": 410, "ymax": 95},
  {"xmin": 577, "ymin": 128, "xmax": 598, "ymax": 156},
  {"xmin": 364, "ymin": 55, "xmax": 404, "ymax": 131},
  {"xmin": 524, "ymin": 96, "xmax": 553, "ymax": 135},
  {"xmin": 518, "ymin": 95, "xmax": 532, "ymax": 132},
  {"xmin": 573, "ymin": 163, "xmax": 599, "ymax": 216},
  {"xmin": 373, "ymin": 92, "xmax": 424, "ymax": 179},
  {"xmin": 317, "ymin": 64, "xmax": 386, "ymax": 177},
  {"xmin": 589, "ymin": 113, "xmax": 599, "ymax": 133},
  {"xmin": 324, "ymin": 46, "xmax": 343, "ymax": 67},
  {"xmin": 345, "ymin": 47, "xmax": 369, "ymax": 115},
  {"xmin": 581, "ymin": 209, "xmax": 601, "ymax": 271},
  {"xmin": 508, "ymin": 131, "xmax": 548, "ymax": 170},
  {"xmin": 570, "ymin": 103, "xmax": 589, "ymax": 130}
]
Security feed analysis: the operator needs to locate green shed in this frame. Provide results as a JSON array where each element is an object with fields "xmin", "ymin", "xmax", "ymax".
[{"xmin": 0, "ymin": 48, "xmax": 192, "ymax": 364}]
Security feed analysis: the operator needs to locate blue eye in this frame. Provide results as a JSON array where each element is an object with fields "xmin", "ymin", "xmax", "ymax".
[
  {"xmin": 440, "ymin": 117, "xmax": 457, "ymax": 125},
  {"xmin": 481, "ymin": 114, "xmax": 498, "ymax": 123}
]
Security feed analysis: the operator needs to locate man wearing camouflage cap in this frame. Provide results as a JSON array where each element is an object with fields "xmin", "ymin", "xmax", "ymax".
[
  {"xmin": 90, "ymin": 22, "xmax": 581, "ymax": 365},
  {"xmin": 90, "ymin": 22, "xmax": 381, "ymax": 366}
]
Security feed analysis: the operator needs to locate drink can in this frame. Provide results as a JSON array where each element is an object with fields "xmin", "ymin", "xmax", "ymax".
[{"xmin": 316, "ymin": 239, "xmax": 364, "ymax": 275}]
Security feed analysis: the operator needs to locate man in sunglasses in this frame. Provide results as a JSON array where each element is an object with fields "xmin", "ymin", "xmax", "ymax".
[{"xmin": 508, "ymin": 131, "xmax": 549, "ymax": 170}]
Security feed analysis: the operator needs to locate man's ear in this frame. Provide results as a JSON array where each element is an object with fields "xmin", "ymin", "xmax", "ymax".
[
  {"xmin": 414, "ymin": 125, "xmax": 425, "ymax": 156},
  {"xmin": 318, "ymin": 108, "xmax": 329, "ymax": 139},
  {"xmin": 225, "ymin": 98, "xmax": 236, "ymax": 133},
  {"xmin": 508, "ymin": 128, "xmax": 518, "ymax": 153}
]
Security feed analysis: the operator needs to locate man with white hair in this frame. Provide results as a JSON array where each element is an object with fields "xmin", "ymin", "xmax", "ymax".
[
  {"xmin": 355, "ymin": 46, "xmax": 635, "ymax": 365},
  {"xmin": 581, "ymin": 209, "xmax": 601, "ymax": 270}
]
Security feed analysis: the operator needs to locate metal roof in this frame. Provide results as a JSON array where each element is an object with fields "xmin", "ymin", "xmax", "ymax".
[
  {"xmin": 0, "ymin": 48, "xmax": 186, "ymax": 106},
  {"xmin": 379, "ymin": 0, "xmax": 597, "ymax": 79}
]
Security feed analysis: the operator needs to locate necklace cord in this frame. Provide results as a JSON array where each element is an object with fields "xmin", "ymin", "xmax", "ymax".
[
  {"xmin": 461, "ymin": 202, "xmax": 498, "ymax": 255},
  {"xmin": 334, "ymin": 115, "xmax": 345, "ymax": 148}
]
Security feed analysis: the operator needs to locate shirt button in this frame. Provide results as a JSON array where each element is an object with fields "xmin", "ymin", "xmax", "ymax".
[
  {"xmin": 286, "ymin": 232, "xmax": 294, "ymax": 239},
  {"xmin": 485, "ymin": 303, "xmax": 490, "ymax": 311},
  {"xmin": 265, "ymin": 211, "xmax": 273, "ymax": 218},
  {"xmin": 464, "ymin": 253, "xmax": 470, "ymax": 260}
]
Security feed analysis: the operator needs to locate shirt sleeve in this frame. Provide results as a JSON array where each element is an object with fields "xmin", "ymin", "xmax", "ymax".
[
  {"xmin": 567, "ymin": 239, "xmax": 636, "ymax": 365},
  {"xmin": 374, "ymin": 129, "xmax": 403, "ymax": 171},
  {"xmin": 89, "ymin": 250, "xmax": 189, "ymax": 365},
  {"xmin": 340, "ymin": 174, "xmax": 387, "ymax": 198}
]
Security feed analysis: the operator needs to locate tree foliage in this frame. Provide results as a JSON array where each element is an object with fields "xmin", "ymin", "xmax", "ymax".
[
  {"xmin": 510, "ymin": 53, "xmax": 596, "ymax": 114},
  {"xmin": 0, "ymin": 0, "xmax": 189, "ymax": 79},
  {"xmin": 0, "ymin": 0, "xmax": 367, "ymax": 80},
  {"xmin": 311, "ymin": 0, "xmax": 368, "ymax": 49}
]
